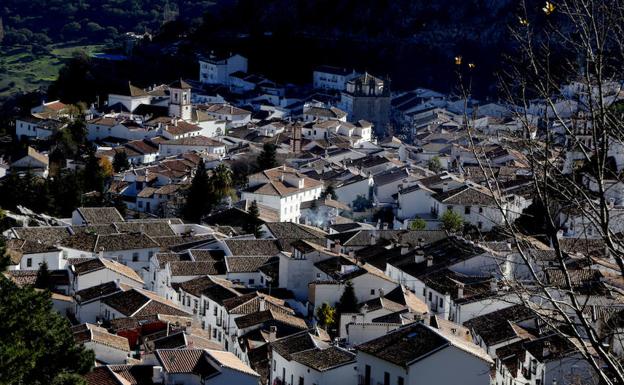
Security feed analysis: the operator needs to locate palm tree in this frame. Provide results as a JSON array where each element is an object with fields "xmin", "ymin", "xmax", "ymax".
[{"xmin": 211, "ymin": 164, "xmax": 234, "ymax": 200}]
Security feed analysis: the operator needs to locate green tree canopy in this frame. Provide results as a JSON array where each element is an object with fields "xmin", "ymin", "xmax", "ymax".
[
  {"xmin": 410, "ymin": 217, "xmax": 427, "ymax": 230},
  {"xmin": 352, "ymin": 195, "xmax": 372, "ymax": 212},
  {"xmin": 211, "ymin": 163, "xmax": 234, "ymax": 201},
  {"xmin": 315, "ymin": 302, "xmax": 336, "ymax": 331},
  {"xmin": 182, "ymin": 159, "xmax": 214, "ymax": 223},
  {"xmin": 428, "ymin": 156, "xmax": 442, "ymax": 173},
  {"xmin": 440, "ymin": 209, "xmax": 463, "ymax": 232},
  {"xmin": 82, "ymin": 147, "xmax": 105, "ymax": 194},
  {"xmin": 256, "ymin": 143, "xmax": 278, "ymax": 170},
  {"xmin": 0, "ymin": 279, "xmax": 94, "ymax": 384},
  {"xmin": 243, "ymin": 200, "xmax": 264, "ymax": 238},
  {"xmin": 35, "ymin": 261, "xmax": 52, "ymax": 291},
  {"xmin": 337, "ymin": 281, "xmax": 359, "ymax": 314},
  {"xmin": 112, "ymin": 151, "xmax": 130, "ymax": 172}
]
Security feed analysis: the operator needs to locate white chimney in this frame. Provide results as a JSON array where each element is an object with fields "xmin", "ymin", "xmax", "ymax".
[
  {"xmin": 259, "ymin": 297, "xmax": 266, "ymax": 311},
  {"xmin": 269, "ymin": 325, "xmax": 277, "ymax": 341},
  {"xmin": 426, "ymin": 256, "xmax": 433, "ymax": 267},
  {"xmin": 151, "ymin": 366, "xmax": 163, "ymax": 383},
  {"xmin": 457, "ymin": 283, "xmax": 464, "ymax": 299},
  {"xmin": 490, "ymin": 279, "xmax": 498, "ymax": 293}
]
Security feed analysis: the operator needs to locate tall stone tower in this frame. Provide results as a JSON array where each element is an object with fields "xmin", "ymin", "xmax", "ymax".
[{"xmin": 168, "ymin": 79, "xmax": 192, "ymax": 121}]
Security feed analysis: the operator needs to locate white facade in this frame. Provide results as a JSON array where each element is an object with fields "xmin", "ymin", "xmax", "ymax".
[
  {"xmin": 334, "ymin": 176, "xmax": 374, "ymax": 208},
  {"xmin": 83, "ymin": 341, "xmax": 130, "ymax": 364},
  {"xmin": 70, "ymin": 268, "xmax": 143, "ymax": 293},
  {"xmin": 159, "ymin": 141, "xmax": 226, "ymax": 158},
  {"xmin": 15, "ymin": 118, "xmax": 57, "ymax": 139},
  {"xmin": 313, "ymin": 68, "xmax": 358, "ymax": 90},
  {"xmin": 278, "ymin": 248, "xmax": 336, "ymax": 301},
  {"xmin": 15, "ymin": 250, "xmax": 64, "ymax": 270},
  {"xmin": 357, "ymin": 344, "xmax": 491, "ymax": 385},
  {"xmin": 241, "ymin": 172, "xmax": 323, "ymax": 223},
  {"xmin": 199, "ymin": 54, "xmax": 248, "ymax": 85},
  {"xmin": 169, "ymin": 86, "xmax": 192, "ymax": 121},
  {"xmin": 107, "ymin": 94, "xmax": 152, "ymax": 113},
  {"xmin": 270, "ymin": 347, "xmax": 357, "ymax": 385}
]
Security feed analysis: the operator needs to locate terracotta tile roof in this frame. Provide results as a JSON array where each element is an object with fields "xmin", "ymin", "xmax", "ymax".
[
  {"xmin": 223, "ymin": 292, "xmax": 292, "ymax": 315},
  {"xmin": 165, "ymin": 121, "xmax": 203, "ymax": 136},
  {"xmin": 207, "ymin": 349, "xmax": 259, "ymax": 376},
  {"xmin": 84, "ymin": 366, "xmax": 129, "ymax": 385},
  {"xmin": 76, "ymin": 207, "xmax": 125, "ymax": 225},
  {"xmin": 432, "ymin": 185, "xmax": 498, "ymax": 206},
  {"xmin": 163, "ymin": 135, "xmax": 224, "ymax": 147},
  {"xmin": 169, "ymin": 260, "xmax": 226, "ymax": 276},
  {"xmin": 72, "ymin": 257, "xmax": 143, "ymax": 284},
  {"xmin": 199, "ymin": 103, "xmax": 251, "ymax": 116},
  {"xmin": 225, "ymin": 256, "xmax": 276, "ymax": 273},
  {"xmin": 108, "ymin": 365, "xmax": 156, "ymax": 385},
  {"xmin": 134, "ymin": 300, "xmax": 191, "ymax": 318},
  {"xmin": 291, "ymin": 346, "xmax": 355, "ymax": 371},
  {"xmin": 11, "ymin": 226, "xmax": 72, "ymax": 245},
  {"xmin": 155, "ymin": 252, "xmax": 190, "ymax": 268},
  {"xmin": 75, "ymin": 281, "xmax": 124, "ymax": 304},
  {"xmin": 463, "ymin": 305, "xmax": 535, "ymax": 346},
  {"xmin": 357, "ymin": 322, "xmax": 491, "ymax": 368},
  {"xmin": 224, "ymin": 239, "xmax": 281, "ymax": 256},
  {"xmin": 3, "ymin": 269, "xmax": 68, "ymax": 287},
  {"xmin": 234, "ymin": 309, "xmax": 308, "ymax": 330},
  {"xmin": 178, "ymin": 277, "xmax": 240, "ymax": 304},
  {"xmin": 73, "ymin": 323, "xmax": 130, "ymax": 352},
  {"xmin": 113, "ymin": 221, "xmax": 176, "ymax": 237},
  {"xmin": 189, "ymin": 249, "xmax": 225, "ymax": 261},
  {"xmin": 5, "ymin": 239, "xmax": 59, "ymax": 264},
  {"xmin": 103, "ymin": 288, "xmax": 190, "ymax": 317},
  {"xmin": 156, "ymin": 349, "xmax": 218, "ymax": 376},
  {"xmin": 244, "ymin": 166, "xmax": 323, "ymax": 197},
  {"xmin": 271, "ymin": 331, "xmax": 326, "ymax": 360},
  {"xmin": 95, "ymin": 233, "xmax": 160, "ymax": 252}
]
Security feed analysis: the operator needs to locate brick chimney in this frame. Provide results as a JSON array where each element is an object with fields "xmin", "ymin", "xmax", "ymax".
[
  {"xmin": 332, "ymin": 240, "xmax": 341, "ymax": 254},
  {"xmin": 457, "ymin": 283, "xmax": 465, "ymax": 299}
]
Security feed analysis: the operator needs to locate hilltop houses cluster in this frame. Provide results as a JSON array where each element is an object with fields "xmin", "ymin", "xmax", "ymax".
[{"xmin": 3, "ymin": 51, "xmax": 624, "ymax": 385}]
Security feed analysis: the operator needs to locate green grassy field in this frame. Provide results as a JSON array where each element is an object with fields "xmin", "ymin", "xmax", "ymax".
[{"xmin": 0, "ymin": 43, "xmax": 105, "ymax": 98}]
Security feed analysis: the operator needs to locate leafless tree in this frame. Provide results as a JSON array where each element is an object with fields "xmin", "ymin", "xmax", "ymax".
[{"xmin": 456, "ymin": 1, "xmax": 624, "ymax": 383}]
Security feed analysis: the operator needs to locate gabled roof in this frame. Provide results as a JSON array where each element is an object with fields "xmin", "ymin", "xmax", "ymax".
[
  {"xmin": 162, "ymin": 135, "xmax": 225, "ymax": 147},
  {"xmin": 75, "ymin": 281, "xmax": 124, "ymax": 304},
  {"xmin": 72, "ymin": 323, "xmax": 130, "ymax": 352},
  {"xmin": 463, "ymin": 305, "xmax": 535, "ymax": 346},
  {"xmin": 271, "ymin": 331, "xmax": 327, "ymax": 360},
  {"xmin": 156, "ymin": 349, "xmax": 218, "ymax": 376},
  {"xmin": 103, "ymin": 288, "xmax": 190, "ymax": 317},
  {"xmin": 432, "ymin": 185, "xmax": 498, "ymax": 206},
  {"xmin": 225, "ymin": 256, "xmax": 277, "ymax": 273},
  {"xmin": 234, "ymin": 309, "xmax": 308, "ymax": 330},
  {"xmin": 76, "ymin": 207, "xmax": 124, "ymax": 225},
  {"xmin": 223, "ymin": 292, "xmax": 292, "ymax": 315},
  {"xmin": 169, "ymin": 260, "xmax": 226, "ymax": 276},
  {"xmin": 243, "ymin": 166, "xmax": 323, "ymax": 197},
  {"xmin": 72, "ymin": 257, "xmax": 144, "ymax": 284},
  {"xmin": 177, "ymin": 276, "xmax": 239, "ymax": 299},
  {"xmin": 84, "ymin": 366, "xmax": 130, "ymax": 385},
  {"xmin": 11, "ymin": 226, "xmax": 72, "ymax": 245},
  {"xmin": 357, "ymin": 322, "xmax": 492, "ymax": 368},
  {"xmin": 291, "ymin": 346, "xmax": 356, "ymax": 372},
  {"xmin": 224, "ymin": 239, "xmax": 281, "ymax": 256}
]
